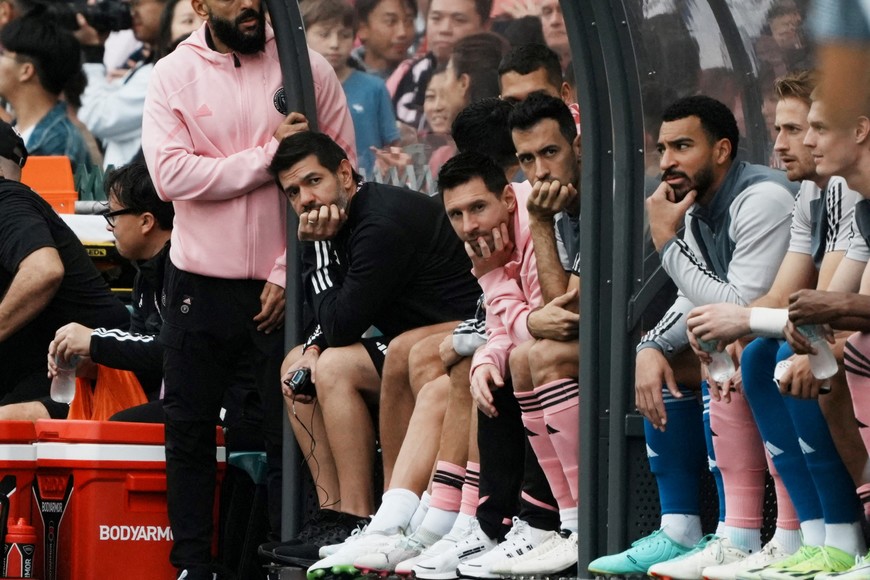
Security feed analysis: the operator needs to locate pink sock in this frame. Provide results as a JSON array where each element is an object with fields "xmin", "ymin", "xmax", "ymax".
[
  {"xmin": 517, "ymin": 388, "xmax": 576, "ymax": 511},
  {"xmin": 845, "ymin": 333, "xmax": 870, "ymax": 453},
  {"xmin": 845, "ymin": 333, "xmax": 870, "ymax": 523},
  {"xmin": 710, "ymin": 392, "xmax": 767, "ymax": 528},
  {"xmin": 460, "ymin": 462, "xmax": 479, "ymax": 516},
  {"xmin": 430, "ymin": 461, "xmax": 465, "ymax": 512},
  {"xmin": 767, "ymin": 451, "xmax": 799, "ymax": 530},
  {"xmin": 536, "ymin": 379, "xmax": 580, "ymax": 504}
]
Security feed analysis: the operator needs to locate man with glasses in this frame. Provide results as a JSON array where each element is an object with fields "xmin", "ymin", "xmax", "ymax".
[
  {"xmin": 0, "ymin": 120, "xmax": 128, "ymax": 419},
  {"xmin": 75, "ymin": 0, "xmax": 166, "ymax": 168},
  {"xmin": 42, "ymin": 162, "xmax": 173, "ymax": 421}
]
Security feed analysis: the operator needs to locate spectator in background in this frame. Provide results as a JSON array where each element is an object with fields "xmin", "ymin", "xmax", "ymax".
[
  {"xmin": 352, "ymin": 0, "xmax": 417, "ymax": 79},
  {"xmin": 423, "ymin": 31, "xmax": 508, "ymax": 174},
  {"xmin": 301, "ymin": 0, "xmax": 401, "ymax": 178},
  {"xmin": 156, "ymin": 0, "xmax": 205, "ymax": 58},
  {"xmin": 0, "ymin": 121, "xmax": 128, "ymax": 420},
  {"xmin": 388, "ymin": 0, "xmax": 491, "ymax": 130},
  {"xmin": 0, "ymin": 11, "xmax": 92, "ymax": 170},
  {"xmin": 76, "ymin": 0, "xmax": 166, "ymax": 168},
  {"xmin": 540, "ymin": 0, "xmax": 570, "ymax": 70}
]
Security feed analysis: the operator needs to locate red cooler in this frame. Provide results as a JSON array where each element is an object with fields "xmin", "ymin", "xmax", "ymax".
[
  {"xmin": 0, "ymin": 421, "xmax": 38, "ymax": 578},
  {"xmin": 33, "ymin": 420, "xmax": 225, "ymax": 580}
]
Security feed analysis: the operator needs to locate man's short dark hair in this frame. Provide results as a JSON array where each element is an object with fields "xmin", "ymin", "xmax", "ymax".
[
  {"xmin": 105, "ymin": 162, "xmax": 174, "ymax": 230},
  {"xmin": 269, "ymin": 132, "xmax": 362, "ymax": 183},
  {"xmin": 436, "ymin": 0, "xmax": 490, "ymax": 24},
  {"xmin": 438, "ymin": 151, "xmax": 508, "ymax": 198},
  {"xmin": 661, "ymin": 95, "xmax": 739, "ymax": 160},
  {"xmin": 498, "ymin": 44, "xmax": 563, "ymax": 93},
  {"xmin": 509, "ymin": 92, "xmax": 577, "ymax": 145},
  {"xmin": 355, "ymin": 0, "xmax": 417, "ymax": 22},
  {"xmin": 452, "ymin": 97, "xmax": 516, "ymax": 171},
  {"xmin": 0, "ymin": 10, "xmax": 81, "ymax": 96}
]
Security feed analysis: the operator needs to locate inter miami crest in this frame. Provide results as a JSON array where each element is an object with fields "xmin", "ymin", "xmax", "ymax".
[{"xmin": 273, "ymin": 87, "xmax": 288, "ymax": 115}]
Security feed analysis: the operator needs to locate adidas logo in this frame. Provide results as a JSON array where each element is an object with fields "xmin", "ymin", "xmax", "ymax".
[
  {"xmin": 798, "ymin": 438, "xmax": 816, "ymax": 455},
  {"xmin": 646, "ymin": 444, "xmax": 658, "ymax": 458},
  {"xmin": 457, "ymin": 546, "xmax": 488, "ymax": 559},
  {"xmin": 765, "ymin": 441, "xmax": 785, "ymax": 457}
]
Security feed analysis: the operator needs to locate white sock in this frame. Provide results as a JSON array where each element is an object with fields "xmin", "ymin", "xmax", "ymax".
[
  {"xmin": 408, "ymin": 491, "xmax": 431, "ymax": 532},
  {"xmin": 417, "ymin": 506, "xmax": 458, "ymax": 537},
  {"xmin": 772, "ymin": 527, "xmax": 802, "ymax": 554},
  {"xmin": 800, "ymin": 518, "xmax": 825, "ymax": 547},
  {"xmin": 715, "ymin": 520, "xmax": 726, "ymax": 536},
  {"xmin": 560, "ymin": 507, "xmax": 578, "ymax": 533},
  {"xmin": 721, "ymin": 525, "xmax": 761, "ymax": 553},
  {"xmin": 448, "ymin": 512, "xmax": 474, "ymax": 536},
  {"xmin": 825, "ymin": 522, "xmax": 866, "ymax": 556},
  {"xmin": 368, "ymin": 488, "xmax": 420, "ymax": 533},
  {"xmin": 661, "ymin": 514, "xmax": 702, "ymax": 547}
]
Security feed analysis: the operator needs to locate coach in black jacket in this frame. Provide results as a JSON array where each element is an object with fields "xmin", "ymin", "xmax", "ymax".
[{"xmin": 268, "ymin": 131, "xmax": 479, "ymax": 548}]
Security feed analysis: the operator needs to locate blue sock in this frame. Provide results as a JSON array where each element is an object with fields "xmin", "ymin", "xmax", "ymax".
[
  {"xmin": 702, "ymin": 381, "xmax": 726, "ymax": 524},
  {"xmin": 777, "ymin": 343, "xmax": 862, "ymax": 524},
  {"xmin": 740, "ymin": 338, "xmax": 823, "ymax": 522},
  {"xmin": 645, "ymin": 385, "xmax": 706, "ymax": 515}
]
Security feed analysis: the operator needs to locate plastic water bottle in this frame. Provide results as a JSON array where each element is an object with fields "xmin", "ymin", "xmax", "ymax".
[
  {"xmin": 798, "ymin": 325, "xmax": 838, "ymax": 380},
  {"xmin": 697, "ymin": 338, "xmax": 735, "ymax": 384},
  {"xmin": 50, "ymin": 355, "xmax": 79, "ymax": 404}
]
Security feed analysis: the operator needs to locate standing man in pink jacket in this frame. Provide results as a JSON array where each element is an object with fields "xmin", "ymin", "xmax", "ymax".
[{"xmin": 141, "ymin": 0, "xmax": 355, "ymax": 574}]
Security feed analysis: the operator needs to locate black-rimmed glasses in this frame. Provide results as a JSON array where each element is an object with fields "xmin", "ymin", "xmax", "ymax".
[{"xmin": 103, "ymin": 208, "xmax": 136, "ymax": 227}]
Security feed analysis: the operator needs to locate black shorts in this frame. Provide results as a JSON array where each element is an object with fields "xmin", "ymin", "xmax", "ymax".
[{"xmin": 360, "ymin": 335, "xmax": 392, "ymax": 376}]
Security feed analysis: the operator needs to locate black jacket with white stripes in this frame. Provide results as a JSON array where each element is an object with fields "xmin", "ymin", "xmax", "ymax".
[
  {"xmin": 302, "ymin": 181, "xmax": 480, "ymax": 351},
  {"xmin": 88, "ymin": 242, "xmax": 168, "ymax": 399}
]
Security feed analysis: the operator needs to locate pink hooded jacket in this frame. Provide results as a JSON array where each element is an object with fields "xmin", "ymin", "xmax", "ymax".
[
  {"xmin": 471, "ymin": 181, "xmax": 542, "ymax": 376},
  {"xmin": 142, "ymin": 24, "xmax": 356, "ymax": 287}
]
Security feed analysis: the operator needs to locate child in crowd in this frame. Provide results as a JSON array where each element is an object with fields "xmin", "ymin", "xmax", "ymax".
[{"xmin": 300, "ymin": 0, "xmax": 401, "ymax": 177}]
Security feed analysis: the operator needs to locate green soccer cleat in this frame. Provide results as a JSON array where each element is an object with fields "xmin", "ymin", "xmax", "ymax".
[{"xmin": 759, "ymin": 545, "xmax": 855, "ymax": 580}]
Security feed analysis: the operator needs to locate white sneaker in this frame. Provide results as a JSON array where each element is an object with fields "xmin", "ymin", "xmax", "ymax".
[
  {"xmin": 489, "ymin": 529, "xmax": 566, "ymax": 575},
  {"xmin": 318, "ymin": 523, "xmax": 368, "ymax": 558},
  {"xmin": 414, "ymin": 518, "xmax": 497, "ymax": 580},
  {"xmin": 510, "ymin": 531, "xmax": 579, "ymax": 577},
  {"xmin": 704, "ymin": 539, "xmax": 792, "ymax": 580},
  {"xmin": 306, "ymin": 529, "xmax": 402, "ymax": 580},
  {"xmin": 396, "ymin": 526, "xmax": 462, "ymax": 576},
  {"xmin": 648, "ymin": 536, "xmax": 748, "ymax": 580},
  {"xmin": 817, "ymin": 554, "xmax": 870, "ymax": 580},
  {"xmin": 457, "ymin": 517, "xmax": 555, "ymax": 579},
  {"xmin": 353, "ymin": 527, "xmax": 441, "ymax": 573}
]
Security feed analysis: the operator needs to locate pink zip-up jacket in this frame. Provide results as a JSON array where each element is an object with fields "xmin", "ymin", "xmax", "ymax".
[
  {"xmin": 142, "ymin": 24, "xmax": 356, "ymax": 286},
  {"xmin": 471, "ymin": 181, "xmax": 542, "ymax": 377}
]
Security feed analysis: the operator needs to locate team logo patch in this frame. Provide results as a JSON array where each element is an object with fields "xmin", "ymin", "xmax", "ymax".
[{"xmin": 273, "ymin": 87, "xmax": 288, "ymax": 115}]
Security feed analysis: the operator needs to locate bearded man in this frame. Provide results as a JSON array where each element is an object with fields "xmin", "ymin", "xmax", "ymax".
[{"xmin": 589, "ymin": 95, "xmax": 798, "ymax": 578}]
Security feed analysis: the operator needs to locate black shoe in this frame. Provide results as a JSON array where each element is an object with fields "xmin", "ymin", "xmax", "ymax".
[
  {"xmin": 258, "ymin": 509, "xmax": 344, "ymax": 561},
  {"xmin": 270, "ymin": 513, "xmax": 370, "ymax": 566}
]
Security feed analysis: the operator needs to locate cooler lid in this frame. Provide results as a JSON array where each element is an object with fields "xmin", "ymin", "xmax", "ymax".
[
  {"xmin": 36, "ymin": 419, "xmax": 164, "ymax": 444},
  {"xmin": 35, "ymin": 419, "xmax": 225, "ymax": 445},
  {"xmin": 0, "ymin": 421, "xmax": 36, "ymax": 442}
]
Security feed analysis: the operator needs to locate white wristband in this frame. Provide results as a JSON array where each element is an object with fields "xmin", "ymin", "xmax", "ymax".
[{"xmin": 749, "ymin": 307, "xmax": 789, "ymax": 337}]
